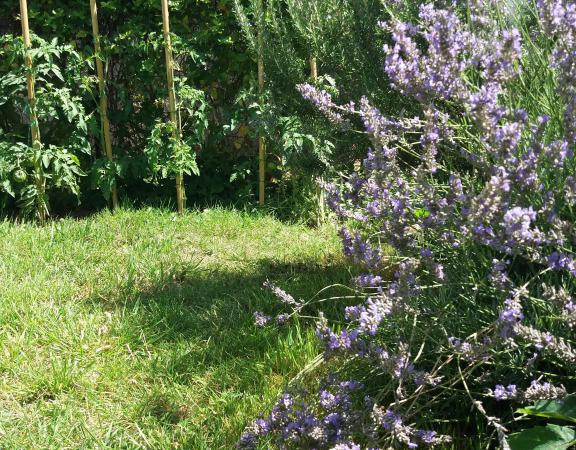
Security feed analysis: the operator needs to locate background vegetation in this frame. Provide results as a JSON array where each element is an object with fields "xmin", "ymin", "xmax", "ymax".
[{"xmin": 0, "ymin": 0, "xmax": 412, "ymax": 222}]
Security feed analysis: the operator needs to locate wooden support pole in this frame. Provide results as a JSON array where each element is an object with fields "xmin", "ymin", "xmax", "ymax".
[
  {"xmin": 309, "ymin": 55, "xmax": 318, "ymax": 80},
  {"xmin": 258, "ymin": 32, "xmax": 265, "ymax": 206},
  {"xmin": 90, "ymin": 0, "xmax": 119, "ymax": 209},
  {"xmin": 20, "ymin": 0, "xmax": 39, "ymax": 146},
  {"xmin": 310, "ymin": 55, "xmax": 325, "ymax": 225},
  {"xmin": 161, "ymin": 0, "xmax": 184, "ymax": 214},
  {"xmin": 19, "ymin": 0, "xmax": 46, "ymax": 224}
]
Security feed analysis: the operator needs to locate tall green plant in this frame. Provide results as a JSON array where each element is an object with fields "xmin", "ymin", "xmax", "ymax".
[
  {"xmin": 0, "ymin": 34, "xmax": 92, "ymax": 218},
  {"xmin": 144, "ymin": 84, "xmax": 207, "ymax": 185}
]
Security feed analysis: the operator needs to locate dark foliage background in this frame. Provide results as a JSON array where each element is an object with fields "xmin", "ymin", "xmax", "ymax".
[{"xmin": 0, "ymin": 0, "xmax": 413, "ymax": 219}]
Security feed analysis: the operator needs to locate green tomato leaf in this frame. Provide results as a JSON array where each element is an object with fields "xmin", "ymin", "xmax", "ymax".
[
  {"xmin": 508, "ymin": 424, "xmax": 576, "ymax": 450},
  {"xmin": 2, "ymin": 179, "xmax": 15, "ymax": 197},
  {"xmin": 69, "ymin": 154, "xmax": 81, "ymax": 166},
  {"xmin": 517, "ymin": 395, "xmax": 576, "ymax": 423}
]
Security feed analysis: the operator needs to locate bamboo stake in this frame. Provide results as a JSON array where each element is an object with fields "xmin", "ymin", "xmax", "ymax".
[
  {"xmin": 90, "ymin": 0, "xmax": 119, "ymax": 209},
  {"xmin": 161, "ymin": 0, "xmax": 184, "ymax": 214},
  {"xmin": 310, "ymin": 55, "xmax": 325, "ymax": 225},
  {"xmin": 19, "ymin": 0, "xmax": 46, "ymax": 224},
  {"xmin": 309, "ymin": 55, "xmax": 318, "ymax": 80},
  {"xmin": 258, "ymin": 31, "xmax": 265, "ymax": 206}
]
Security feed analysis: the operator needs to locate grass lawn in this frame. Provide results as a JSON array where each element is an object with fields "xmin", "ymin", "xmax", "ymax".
[{"xmin": 0, "ymin": 207, "xmax": 351, "ymax": 449}]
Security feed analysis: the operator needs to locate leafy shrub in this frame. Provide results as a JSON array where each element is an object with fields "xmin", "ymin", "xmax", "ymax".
[
  {"xmin": 241, "ymin": 0, "xmax": 576, "ymax": 448},
  {"xmin": 144, "ymin": 121, "xmax": 197, "ymax": 182}
]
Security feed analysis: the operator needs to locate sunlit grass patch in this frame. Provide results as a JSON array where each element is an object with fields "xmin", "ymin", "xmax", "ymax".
[{"xmin": 0, "ymin": 207, "xmax": 349, "ymax": 449}]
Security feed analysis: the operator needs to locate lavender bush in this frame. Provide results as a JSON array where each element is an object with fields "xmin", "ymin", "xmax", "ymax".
[{"xmin": 241, "ymin": 0, "xmax": 576, "ymax": 448}]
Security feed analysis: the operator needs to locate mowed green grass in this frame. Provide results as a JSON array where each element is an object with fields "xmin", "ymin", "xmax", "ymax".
[{"xmin": 0, "ymin": 207, "xmax": 350, "ymax": 449}]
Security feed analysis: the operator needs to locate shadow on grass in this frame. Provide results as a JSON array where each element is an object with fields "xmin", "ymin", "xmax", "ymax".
[
  {"xmin": 102, "ymin": 258, "xmax": 354, "ymax": 344},
  {"xmin": 84, "ymin": 257, "xmax": 357, "ymax": 444}
]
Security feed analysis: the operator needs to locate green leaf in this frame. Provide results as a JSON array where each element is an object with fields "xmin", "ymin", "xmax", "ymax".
[
  {"xmin": 1, "ymin": 179, "xmax": 15, "ymax": 197},
  {"xmin": 508, "ymin": 424, "xmax": 576, "ymax": 450},
  {"xmin": 51, "ymin": 66, "xmax": 64, "ymax": 82},
  {"xmin": 69, "ymin": 154, "xmax": 81, "ymax": 166},
  {"xmin": 42, "ymin": 154, "xmax": 51, "ymax": 169},
  {"xmin": 517, "ymin": 395, "xmax": 576, "ymax": 423},
  {"xmin": 414, "ymin": 208, "xmax": 430, "ymax": 219}
]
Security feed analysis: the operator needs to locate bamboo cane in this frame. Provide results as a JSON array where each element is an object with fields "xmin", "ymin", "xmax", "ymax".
[
  {"xmin": 90, "ymin": 0, "xmax": 119, "ymax": 209},
  {"xmin": 19, "ymin": 0, "xmax": 46, "ymax": 224},
  {"xmin": 161, "ymin": 0, "xmax": 184, "ymax": 214},
  {"xmin": 310, "ymin": 55, "xmax": 325, "ymax": 225},
  {"xmin": 309, "ymin": 55, "xmax": 318, "ymax": 80},
  {"xmin": 258, "ymin": 32, "xmax": 265, "ymax": 206}
]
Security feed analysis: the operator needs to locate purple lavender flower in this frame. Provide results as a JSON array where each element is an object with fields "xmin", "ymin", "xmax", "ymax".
[
  {"xmin": 330, "ymin": 444, "xmax": 361, "ymax": 450},
  {"xmin": 236, "ymin": 431, "xmax": 257, "ymax": 449},
  {"xmin": 491, "ymin": 384, "xmax": 518, "ymax": 400},
  {"xmin": 276, "ymin": 313, "xmax": 290, "ymax": 325},
  {"xmin": 379, "ymin": 409, "xmax": 403, "ymax": 430},
  {"xmin": 415, "ymin": 430, "xmax": 439, "ymax": 445},
  {"xmin": 253, "ymin": 311, "xmax": 270, "ymax": 327},
  {"xmin": 339, "ymin": 380, "xmax": 364, "ymax": 390},
  {"xmin": 490, "ymin": 380, "xmax": 566, "ymax": 402},
  {"xmin": 297, "ymin": 83, "xmax": 349, "ymax": 125},
  {"xmin": 320, "ymin": 390, "xmax": 338, "ymax": 410},
  {"xmin": 339, "ymin": 227, "xmax": 355, "ymax": 257},
  {"xmin": 374, "ymin": 407, "xmax": 450, "ymax": 447},
  {"xmin": 565, "ymin": 176, "xmax": 576, "ymax": 205},
  {"xmin": 502, "ymin": 206, "xmax": 541, "ymax": 248},
  {"xmin": 524, "ymin": 380, "xmax": 567, "ymax": 400},
  {"xmin": 359, "ymin": 96, "xmax": 403, "ymax": 149},
  {"xmin": 355, "ymin": 274, "xmax": 384, "ymax": 287},
  {"xmin": 263, "ymin": 280, "xmax": 302, "ymax": 308},
  {"xmin": 499, "ymin": 295, "xmax": 524, "ymax": 338},
  {"xmin": 547, "ymin": 251, "xmax": 576, "ymax": 275},
  {"xmin": 489, "ymin": 259, "xmax": 510, "ymax": 289}
]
